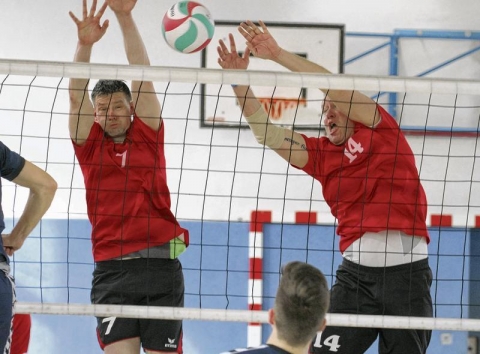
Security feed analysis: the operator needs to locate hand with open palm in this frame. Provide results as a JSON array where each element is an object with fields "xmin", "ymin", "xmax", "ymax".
[
  {"xmin": 69, "ymin": 0, "xmax": 109, "ymax": 46},
  {"xmin": 217, "ymin": 33, "xmax": 251, "ymax": 70}
]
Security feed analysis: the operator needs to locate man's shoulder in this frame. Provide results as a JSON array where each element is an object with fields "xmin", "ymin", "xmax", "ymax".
[{"xmin": 132, "ymin": 114, "xmax": 163, "ymax": 137}]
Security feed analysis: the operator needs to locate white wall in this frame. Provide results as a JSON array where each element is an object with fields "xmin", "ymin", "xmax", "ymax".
[{"xmin": 2, "ymin": 0, "xmax": 480, "ymax": 62}]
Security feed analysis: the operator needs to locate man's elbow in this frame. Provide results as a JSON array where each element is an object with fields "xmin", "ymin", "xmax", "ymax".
[{"xmin": 41, "ymin": 176, "xmax": 58, "ymax": 201}]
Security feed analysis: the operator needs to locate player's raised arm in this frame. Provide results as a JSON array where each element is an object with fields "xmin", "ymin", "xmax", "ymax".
[
  {"xmin": 217, "ymin": 34, "xmax": 309, "ymax": 168},
  {"xmin": 108, "ymin": 0, "xmax": 161, "ymax": 131},
  {"xmin": 68, "ymin": 0, "xmax": 109, "ymax": 145},
  {"xmin": 239, "ymin": 20, "xmax": 380, "ymax": 128}
]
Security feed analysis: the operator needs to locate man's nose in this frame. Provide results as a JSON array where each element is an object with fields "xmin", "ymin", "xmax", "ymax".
[
  {"xmin": 107, "ymin": 108, "xmax": 116, "ymax": 118},
  {"xmin": 327, "ymin": 108, "xmax": 337, "ymax": 120},
  {"xmin": 324, "ymin": 109, "xmax": 334, "ymax": 119}
]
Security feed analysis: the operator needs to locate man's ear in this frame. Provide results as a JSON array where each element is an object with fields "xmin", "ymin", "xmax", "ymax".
[
  {"xmin": 318, "ymin": 318, "xmax": 327, "ymax": 332},
  {"xmin": 93, "ymin": 111, "xmax": 99, "ymax": 123},
  {"xmin": 268, "ymin": 308, "xmax": 275, "ymax": 325},
  {"xmin": 130, "ymin": 103, "xmax": 135, "ymax": 116}
]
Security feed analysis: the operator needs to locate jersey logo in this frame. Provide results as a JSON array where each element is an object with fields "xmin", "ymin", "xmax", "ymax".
[
  {"xmin": 344, "ymin": 137, "xmax": 364, "ymax": 163},
  {"xmin": 165, "ymin": 337, "xmax": 177, "ymax": 348}
]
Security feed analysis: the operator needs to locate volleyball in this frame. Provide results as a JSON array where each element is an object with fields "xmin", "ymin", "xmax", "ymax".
[{"xmin": 162, "ymin": 1, "xmax": 215, "ymax": 54}]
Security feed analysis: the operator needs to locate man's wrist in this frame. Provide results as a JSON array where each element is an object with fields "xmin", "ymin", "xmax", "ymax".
[
  {"xmin": 272, "ymin": 47, "xmax": 283, "ymax": 62},
  {"xmin": 114, "ymin": 12, "xmax": 134, "ymax": 22}
]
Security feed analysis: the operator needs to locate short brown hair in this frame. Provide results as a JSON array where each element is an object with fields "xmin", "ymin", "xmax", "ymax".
[{"xmin": 274, "ymin": 261, "xmax": 330, "ymax": 347}]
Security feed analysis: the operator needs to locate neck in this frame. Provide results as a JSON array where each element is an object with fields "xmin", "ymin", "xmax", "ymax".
[
  {"xmin": 112, "ymin": 136, "xmax": 126, "ymax": 143},
  {"xmin": 266, "ymin": 334, "xmax": 309, "ymax": 354},
  {"xmin": 105, "ymin": 131, "xmax": 127, "ymax": 143}
]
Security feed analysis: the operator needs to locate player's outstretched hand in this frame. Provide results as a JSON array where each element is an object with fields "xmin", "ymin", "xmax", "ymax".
[
  {"xmin": 217, "ymin": 33, "xmax": 250, "ymax": 70},
  {"xmin": 238, "ymin": 20, "xmax": 281, "ymax": 60},
  {"xmin": 69, "ymin": 0, "xmax": 109, "ymax": 46}
]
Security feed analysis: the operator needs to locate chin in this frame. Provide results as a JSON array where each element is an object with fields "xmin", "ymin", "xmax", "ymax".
[
  {"xmin": 107, "ymin": 131, "xmax": 125, "ymax": 139},
  {"xmin": 329, "ymin": 137, "xmax": 345, "ymax": 146}
]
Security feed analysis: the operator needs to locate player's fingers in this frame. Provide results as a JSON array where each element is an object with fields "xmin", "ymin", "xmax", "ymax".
[
  {"xmin": 238, "ymin": 26, "xmax": 250, "ymax": 41},
  {"xmin": 245, "ymin": 20, "xmax": 259, "ymax": 34},
  {"xmin": 240, "ymin": 22, "xmax": 255, "ymax": 38},
  {"xmin": 69, "ymin": 11, "xmax": 80, "ymax": 25},
  {"xmin": 243, "ymin": 47, "xmax": 251, "ymax": 59},
  {"xmin": 217, "ymin": 46, "xmax": 225, "ymax": 60},
  {"xmin": 82, "ymin": 0, "xmax": 88, "ymax": 18},
  {"xmin": 96, "ymin": 1, "xmax": 108, "ymax": 18},
  {"xmin": 238, "ymin": 23, "xmax": 248, "ymax": 32},
  {"xmin": 229, "ymin": 33, "xmax": 237, "ymax": 53},
  {"xmin": 259, "ymin": 20, "xmax": 269, "ymax": 34},
  {"xmin": 218, "ymin": 39, "xmax": 228, "ymax": 54},
  {"xmin": 89, "ymin": 0, "xmax": 98, "ymax": 18},
  {"xmin": 100, "ymin": 19, "xmax": 109, "ymax": 33},
  {"xmin": 245, "ymin": 20, "xmax": 255, "ymax": 29},
  {"xmin": 251, "ymin": 22, "xmax": 262, "ymax": 35}
]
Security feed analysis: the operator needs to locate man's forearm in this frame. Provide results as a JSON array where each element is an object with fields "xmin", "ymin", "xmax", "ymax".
[
  {"xmin": 232, "ymin": 85, "xmax": 262, "ymax": 117},
  {"xmin": 9, "ymin": 188, "xmax": 55, "ymax": 243},
  {"xmin": 115, "ymin": 12, "xmax": 149, "ymax": 65},
  {"xmin": 70, "ymin": 43, "xmax": 92, "ymax": 102},
  {"xmin": 73, "ymin": 41, "xmax": 94, "ymax": 63}
]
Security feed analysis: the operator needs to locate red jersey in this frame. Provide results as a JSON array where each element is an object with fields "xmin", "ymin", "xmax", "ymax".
[
  {"xmin": 298, "ymin": 105, "xmax": 429, "ymax": 253},
  {"xmin": 73, "ymin": 115, "xmax": 189, "ymax": 261}
]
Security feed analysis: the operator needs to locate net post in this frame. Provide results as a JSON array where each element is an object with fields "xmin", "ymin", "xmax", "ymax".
[{"xmin": 248, "ymin": 210, "xmax": 272, "ymax": 347}]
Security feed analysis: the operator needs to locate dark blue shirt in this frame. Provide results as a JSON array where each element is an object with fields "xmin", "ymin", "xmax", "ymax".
[{"xmin": 0, "ymin": 141, "xmax": 25, "ymax": 263}]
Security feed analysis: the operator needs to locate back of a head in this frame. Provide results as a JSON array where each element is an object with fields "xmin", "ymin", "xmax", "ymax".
[
  {"xmin": 274, "ymin": 261, "xmax": 330, "ymax": 347},
  {"xmin": 91, "ymin": 80, "xmax": 132, "ymax": 104}
]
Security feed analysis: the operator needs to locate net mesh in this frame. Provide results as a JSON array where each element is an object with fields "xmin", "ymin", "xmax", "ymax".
[{"xmin": 1, "ymin": 59, "xmax": 480, "ymax": 352}]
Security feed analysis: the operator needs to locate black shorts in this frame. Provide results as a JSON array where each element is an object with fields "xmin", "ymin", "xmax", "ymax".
[
  {"xmin": 310, "ymin": 258, "xmax": 433, "ymax": 354},
  {"xmin": 91, "ymin": 258, "xmax": 184, "ymax": 352}
]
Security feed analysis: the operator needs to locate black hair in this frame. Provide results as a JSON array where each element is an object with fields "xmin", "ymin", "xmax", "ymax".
[{"xmin": 91, "ymin": 80, "xmax": 132, "ymax": 103}]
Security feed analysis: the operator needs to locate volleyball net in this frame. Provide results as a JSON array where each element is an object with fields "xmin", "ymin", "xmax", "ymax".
[{"xmin": 1, "ymin": 59, "xmax": 480, "ymax": 350}]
